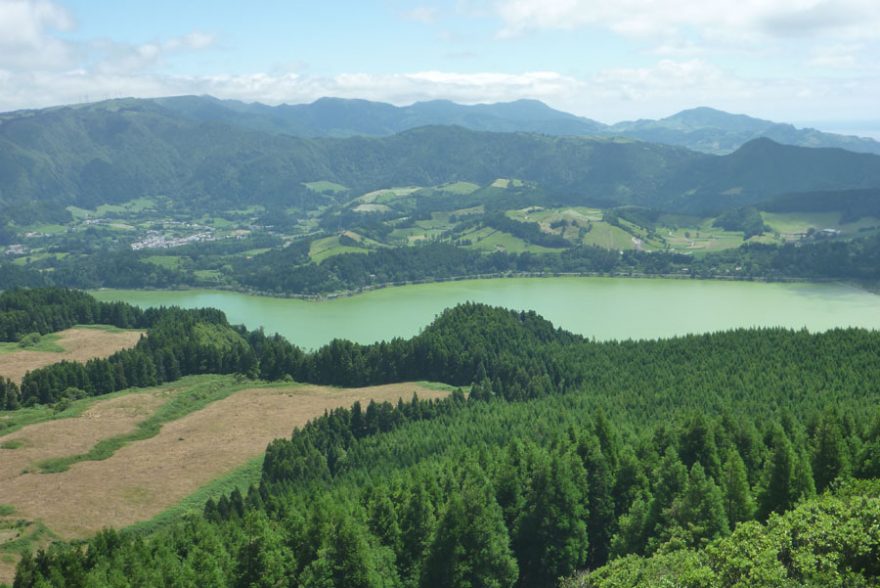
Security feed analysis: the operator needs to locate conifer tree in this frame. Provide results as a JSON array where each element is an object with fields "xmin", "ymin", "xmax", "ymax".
[
  {"xmin": 678, "ymin": 463, "xmax": 729, "ymax": 547},
  {"xmin": 812, "ymin": 410, "xmax": 850, "ymax": 492},
  {"xmin": 720, "ymin": 449, "xmax": 755, "ymax": 527},
  {"xmin": 514, "ymin": 449, "xmax": 589, "ymax": 588},
  {"xmin": 422, "ymin": 477, "xmax": 518, "ymax": 588},
  {"xmin": 759, "ymin": 427, "xmax": 797, "ymax": 519}
]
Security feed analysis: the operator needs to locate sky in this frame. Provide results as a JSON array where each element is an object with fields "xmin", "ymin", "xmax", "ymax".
[{"xmin": 1, "ymin": 0, "xmax": 879, "ymax": 129}]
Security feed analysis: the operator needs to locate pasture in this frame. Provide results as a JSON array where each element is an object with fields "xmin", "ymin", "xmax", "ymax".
[
  {"xmin": 0, "ymin": 327, "xmax": 143, "ymax": 383},
  {"xmin": 0, "ymin": 376, "xmax": 451, "ymax": 583}
]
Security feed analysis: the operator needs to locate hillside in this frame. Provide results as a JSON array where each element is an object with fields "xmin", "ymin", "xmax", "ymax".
[
  {"xmin": 3, "ymin": 99, "xmax": 880, "ymax": 223},
  {"xmin": 5, "ymin": 295, "xmax": 880, "ymax": 587},
  {"xmin": 611, "ymin": 106, "xmax": 880, "ymax": 155},
  {"xmin": 152, "ymin": 95, "xmax": 608, "ymax": 137},
  {"xmin": 7, "ymin": 97, "xmax": 877, "ymax": 156}
]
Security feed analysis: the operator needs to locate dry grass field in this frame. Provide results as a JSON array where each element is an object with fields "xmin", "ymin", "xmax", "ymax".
[
  {"xmin": 0, "ymin": 379, "xmax": 448, "ymax": 581},
  {"xmin": 0, "ymin": 327, "xmax": 143, "ymax": 383}
]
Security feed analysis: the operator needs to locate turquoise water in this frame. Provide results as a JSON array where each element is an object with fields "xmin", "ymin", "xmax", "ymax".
[{"xmin": 92, "ymin": 277, "xmax": 880, "ymax": 350}]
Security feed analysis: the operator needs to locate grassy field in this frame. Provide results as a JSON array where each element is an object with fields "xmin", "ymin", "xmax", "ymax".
[
  {"xmin": 491, "ymin": 178, "xmax": 524, "ymax": 189},
  {"xmin": 460, "ymin": 227, "xmax": 562, "ymax": 254},
  {"xmin": 309, "ymin": 235, "xmax": 367, "ymax": 263},
  {"xmin": 0, "ymin": 377, "xmax": 451, "ymax": 583},
  {"xmin": 581, "ymin": 222, "xmax": 639, "ymax": 250},
  {"xmin": 304, "ymin": 180, "xmax": 348, "ymax": 194},
  {"xmin": 762, "ymin": 212, "xmax": 880, "ymax": 237},
  {"xmin": 67, "ymin": 197, "xmax": 159, "ymax": 220},
  {"xmin": 357, "ymin": 187, "xmax": 421, "ymax": 204},
  {"xmin": 144, "ymin": 254, "xmax": 185, "ymax": 269},
  {"xmin": 439, "ymin": 181, "xmax": 480, "ymax": 195},
  {"xmin": 0, "ymin": 333, "xmax": 63, "ymax": 355},
  {"xmin": 0, "ymin": 327, "xmax": 143, "ymax": 383}
]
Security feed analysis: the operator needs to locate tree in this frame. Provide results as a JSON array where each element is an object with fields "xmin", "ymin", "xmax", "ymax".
[
  {"xmin": 234, "ymin": 512, "xmax": 292, "ymax": 588},
  {"xmin": 811, "ymin": 410, "xmax": 850, "ymax": 492},
  {"xmin": 579, "ymin": 440, "xmax": 614, "ymax": 567},
  {"xmin": 421, "ymin": 476, "xmax": 518, "ymax": 588},
  {"xmin": 720, "ymin": 449, "xmax": 755, "ymax": 528},
  {"xmin": 513, "ymin": 449, "xmax": 589, "ymax": 588},
  {"xmin": 677, "ymin": 464, "xmax": 729, "ymax": 547},
  {"xmin": 679, "ymin": 414, "xmax": 721, "ymax": 480},
  {"xmin": 399, "ymin": 484, "xmax": 437, "ymax": 588},
  {"xmin": 300, "ymin": 513, "xmax": 399, "ymax": 588},
  {"xmin": 759, "ymin": 427, "xmax": 797, "ymax": 519}
]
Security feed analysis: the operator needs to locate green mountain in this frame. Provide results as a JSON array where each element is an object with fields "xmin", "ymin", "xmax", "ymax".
[
  {"xmin": 611, "ymin": 106, "xmax": 880, "ymax": 155},
  {"xmin": 10, "ymin": 97, "xmax": 877, "ymax": 156},
  {"xmin": 664, "ymin": 138, "xmax": 880, "ymax": 213},
  {"xmin": 2, "ymin": 100, "xmax": 880, "ymax": 222},
  {"xmin": 154, "ymin": 95, "xmax": 608, "ymax": 137}
]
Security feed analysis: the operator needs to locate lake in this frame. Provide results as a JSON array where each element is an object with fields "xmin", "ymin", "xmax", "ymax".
[{"xmin": 91, "ymin": 277, "xmax": 880, "ymax": 350}]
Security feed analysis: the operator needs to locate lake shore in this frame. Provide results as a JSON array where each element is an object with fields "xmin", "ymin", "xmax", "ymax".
[{"xmin": 91, "ymin": 276, "xmax": 880, "ymax": 351}]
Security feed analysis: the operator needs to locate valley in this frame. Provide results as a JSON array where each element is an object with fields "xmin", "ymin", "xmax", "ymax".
[{"xmin": 2, "ymin": 95, "xmax": 880, "ymax": 588}]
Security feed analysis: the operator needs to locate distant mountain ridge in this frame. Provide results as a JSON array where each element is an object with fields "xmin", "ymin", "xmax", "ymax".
[
  {"xmin": 153, "ymin": 95, "xmax": 607, "ymax": 137},
  {"xmin": 2, "ymin": 97, "xmax": 880, "ymax": 221},
  {"xmin": 5, "ymin": 96, "xmax": 876, "ymax": 156},
  {"xmin": 609, "ymin": 106, "xmax": 880, "ymax": 156}
]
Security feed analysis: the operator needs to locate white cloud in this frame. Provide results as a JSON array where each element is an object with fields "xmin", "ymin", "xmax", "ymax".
[
  {"xmin": 807, "ymin": 43, "xmax": 866, "ymax": 69},
  {"xmin": 494, "ymin": 0, "xmax": 880, "ymax": 41},
  {"xmin": 88, "ymin": 32, "xmax": 216, "ymax": 75},
  {"xmin": 402, "ymin": 6, "xmax": 439, "ymax": 23},
  {"xmin": 0, "ymin": 68, "xmax": 584, "ymax": 113},
  {"xmin": 0, "ymin": 0, "xmax": 74, "ymax": 69},
  {"xmin": 3, "ymin": 59, "xmax": 878, "ymax": 125}
]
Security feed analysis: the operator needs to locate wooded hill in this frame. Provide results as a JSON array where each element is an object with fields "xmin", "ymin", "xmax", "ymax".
[
  {"xmin": 10, "ymin": 96, "xmax": 877, "ymax": 155},
  {"xmin": 5, "ymin": 289, "xmax": 880, "ymax": 587},
  {"xmin": 4, "ymin": 99, "xmax": 880, "ymax": 223}
]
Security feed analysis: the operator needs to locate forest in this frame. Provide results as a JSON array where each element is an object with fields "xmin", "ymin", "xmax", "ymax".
[
  {"xmin": 4, "ymin": 289, "xmax": 880, "ymax": 587},
  {"xmin": 4, "ymin": 230, "xmax": 880, "ymax": 297}
]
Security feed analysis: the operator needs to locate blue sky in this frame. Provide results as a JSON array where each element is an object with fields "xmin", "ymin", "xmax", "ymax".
[{"xmin": 1, "ymin": 0, "xmax": 879, "ymax": 129}]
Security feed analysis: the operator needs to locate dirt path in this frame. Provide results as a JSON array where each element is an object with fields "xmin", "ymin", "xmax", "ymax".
[
  {"xmin": 0, "ymin": 382, "xmax": 448, "ymax": 540},
  {"xmin": 0, "ymin": 328, "xmax": 143, "ymax": 383}
]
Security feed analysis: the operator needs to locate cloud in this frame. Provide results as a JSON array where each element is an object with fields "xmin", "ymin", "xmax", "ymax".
[
  {"xmin": 4, "ymin": 58, "xmax": 878, "ymax": 125},
  {"xmin": 0, "ymin": 0, "xmax": 215, "ymax": 76},
  {"xmin": 0, "ymin": 68, "xmax": 584, "ymax": 113},
  {"xmin": 807, "ymin": 43, "xmax": 866, "ymax": 69},
  {"xmin": 0, "ymin": 0, "xmax": 75, "ymax": 69},
  {"xmin": 493, "ymin": 0, "xmax": 880, "ymax": 41},
  {"xmin": 88, "ymin": 32, "xmax": 216, "ymax": 75},
  {"xmin": 402, "ymin": 5, "xmax": 439, "ymax": 23}
]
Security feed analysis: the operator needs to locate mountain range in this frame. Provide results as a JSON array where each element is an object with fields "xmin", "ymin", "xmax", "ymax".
[
  {"xmin": 2, "ymin": 97, "xmax": 880, "ymax": 222},
  {"xmin": 5, "ymin": 96, "xmax": 879, "ymax": 156}
]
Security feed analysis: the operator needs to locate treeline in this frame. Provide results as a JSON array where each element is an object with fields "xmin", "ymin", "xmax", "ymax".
[
  {"xmin": 712, "ymin": 206, "xmax": 768, "ymax": 238},
  {"xmin": 18, "ymin": 308, "xmax": 256, "ymax": 405},
  {"xmin": 482, "ymin": 213, "xmax": 570, "ymax": 248},
  {"xmin": 0, "ymin": 287, "xmax": 145, "ymax": 341},
  {"xmin": 6, "ymin": 228, "xmax": 880, "ymax": 297},
  {"xmin": 13, "ymin": 299, "xmax": 880, "ymax": 586}
]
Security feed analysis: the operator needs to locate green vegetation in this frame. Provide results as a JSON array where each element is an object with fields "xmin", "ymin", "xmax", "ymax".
[
  {"xmin": 309, "ymin": 235, "xmax": 371, "ymax": 263},
  {"xmin": 304, "ymin": 181, "xmax": 348, "ymax": 194},
  {"xmin": 36, "ymin": 375, "xmax": 249, "ymax": 473},
  {"xmin": 8, "ymin": 294, "xmax": 880, "ymax": 587},
  {"xmin": 0, "ymin": 333, "xmax": 63, "ymax": 354},
  {"xmin": 125, "ymin": 456, "xmax": 263, "ymax": 537}
]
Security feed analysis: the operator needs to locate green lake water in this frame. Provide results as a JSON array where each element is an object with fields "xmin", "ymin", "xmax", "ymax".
[{"xmin": 91, "ymin": 277, "xmax": 880, "ymax": 350}]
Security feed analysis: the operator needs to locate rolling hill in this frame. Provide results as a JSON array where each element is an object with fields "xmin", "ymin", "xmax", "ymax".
[{"xmin": 2, "ymin": 99, "xmax": 880, "ymax": 222}]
